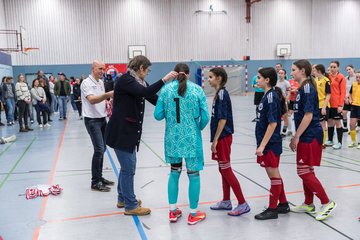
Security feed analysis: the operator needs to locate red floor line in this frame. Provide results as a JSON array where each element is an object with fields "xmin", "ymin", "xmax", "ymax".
[
  {"xmin": 336, "ymin": 183, "xmax": 360, "ymax": 188},
  {"xmin": 32, "ymin": 118, "xmax": 69, "ymax": 240},
  {"xmin": 45, "ymin": 190, "xmax": 304, "ymax": 224},
  {"xmin": 43, "ymin": 182, "xmax": 360, "ymax": 225}
]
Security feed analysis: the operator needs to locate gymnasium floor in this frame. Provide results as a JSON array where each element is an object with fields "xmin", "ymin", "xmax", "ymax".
[{"xmin": 0, "ymin": 96, "xmax": 359, "ymax": 240}]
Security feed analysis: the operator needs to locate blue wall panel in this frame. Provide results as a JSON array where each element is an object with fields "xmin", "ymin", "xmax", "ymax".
[{"xmin": 13, "ymin": 57, "xmax": 360, "ymax": 92}]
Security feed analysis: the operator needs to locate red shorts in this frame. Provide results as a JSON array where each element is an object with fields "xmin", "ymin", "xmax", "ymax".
[
  {"xmin": 212, "ymin": 135, "xmax": 232, "ymax": 162},
  {"xmin": 257, "ymin": 150, "xmax": 280, "ymax": 168},
  {"xmin": 296, "ymin": 139, "xmax": 322, "ymax": 166}
]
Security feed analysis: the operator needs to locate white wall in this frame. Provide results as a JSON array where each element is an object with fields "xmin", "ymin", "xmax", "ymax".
[
  {"xmin": 3, "ymin": 0, "xmax": 360, "ymax": 65},
  {"xmin": 0, "ymin": 0, "xmax": 7, "ymax": 49}
]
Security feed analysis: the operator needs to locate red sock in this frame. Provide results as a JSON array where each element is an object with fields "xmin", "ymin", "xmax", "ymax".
[
  {"xmin": 269, "ymin": 178, "xmax": 282, "ymax": 208},
  {"xmin": 303, "ymin": 181, "xmax": 314, "ymax": 205},
  {"xmin": 279, "ymin": 179, "xmax": 287, "ymax": 204},
  {"xmin": 219, "ymin": 162, "xmax": 245, "ymax": 204},
  {"xmin": 298, "ymin": 169, "xmax": 329, "ymax": 205},
  {"xmin": 220, "ymin": 169, "xmax": 230, "ymax": 200}
]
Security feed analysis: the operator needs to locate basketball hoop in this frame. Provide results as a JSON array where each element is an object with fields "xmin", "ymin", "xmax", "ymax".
[{"xmin": 23, "ymin": 47, "xmax": 39, "ymax": 54}]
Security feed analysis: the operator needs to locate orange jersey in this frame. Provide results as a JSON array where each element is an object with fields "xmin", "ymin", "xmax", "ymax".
[
  {"xmin": 288, "ymin": 79, "xmax": 299, "ymax": 101},
  {"xmin": 329, "ymin": 72, "xmax": 346, "ymax": 107}
]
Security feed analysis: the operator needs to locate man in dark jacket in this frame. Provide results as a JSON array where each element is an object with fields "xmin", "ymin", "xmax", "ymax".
[{"xmin": 54, "ymin": 72, "xmax": 71, "ymax": 120}]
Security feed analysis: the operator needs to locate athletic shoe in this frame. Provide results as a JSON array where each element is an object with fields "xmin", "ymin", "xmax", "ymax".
[
  {"xmin": 357, "ymin": 145, "xmax": 360, "ymax": 150},
  {"xmin": 325, "ymin": 140, "xmax": 333, "ymax": 146},
  {"xmin": 187, "ymin": 211, "xmax": 206, "ymax": 225},
  {"xmin": 228, "ymin": 202, "xmax": 251, "ymax": 216},
  {"xmin": 210, "ymin": 200, "xmax": 232, "ymax": 210},
  {"xmin": 117, "ymin": 199, "xmax": 142, "ymax": 208},
  {"xmin": 101, "ymin": 178, "xmax": 115, "ymax": 186},
  {"xmin": 25, "ymin": 127, "xmax": 34, "ymax": 131},
  {"xmin": 322, "ymin": 144, "xmax": 326, "ymax": 149},
  {"xmin": 291, "ymin": 203, "xmax": 316, "ymax": 213},
  {"xmin": 91, "ymin": 182, "xmax": 110, "ymax": 192},
  {"xmin": 332, "ymin": 143, "xmax": 342, "ymax": 150},
  {"xmin": 59, "ymin": 117, "xmax": 63, "ymax": 120},
  {"xmin": 169, "ymin": 208, "xmax": 182, "ymax": 222},
  {"xmin": 124, "ymin": 206, "xmax": 151, "ymax": 216},
  {"xmin": 254, "ymin": 208, "xmax": 278, "ymax": 220},
  {"xmin": 315, "ymin": 200, "xmax": 336, "ymax": 221},
  {"xmin": 39, "ymin": 124, "xmax": 43, "ymax": 128},
  {"xmin": 30, "ymin": 120, "xmax": 34, "ymax": 124},
  {"xmin": 44, "ymin": 123, "xmax": 51, "ymax": 127},
  {"xmin": 348, "ymin": 142, "xmax": 358, "ymax": 148},
  {"xmin": 277, "ymin": 202, "xmax": 290, "ymax": 214}
]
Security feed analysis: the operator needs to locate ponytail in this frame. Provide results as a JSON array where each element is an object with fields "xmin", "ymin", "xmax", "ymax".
[
  {"xmin": 177, "ymin": 72, "xmax": 187, "ymax": 97},
  {"xmin": 274, "ymin": 87, "xmax": 287, "ymax": 115},
  {"xmin": 174, "ymin": 63, "xmax": 190, "ymax": 97}
]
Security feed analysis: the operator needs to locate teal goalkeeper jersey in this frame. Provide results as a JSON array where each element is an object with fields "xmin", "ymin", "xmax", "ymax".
[{"xmin": 154, "ymin": 80, "xmax": 209, "ymax": 159}]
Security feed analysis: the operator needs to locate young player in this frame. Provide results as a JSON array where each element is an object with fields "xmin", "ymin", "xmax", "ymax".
[
  {"xmin": 313, "ymin": 64, "xmax": 331, "ymax": 148},
  {"xmin": 347, "ymin": 70, "xmax": 360, "ymax": 148},
  {"xmin": 276, "ymin": 69, "xmax": 290, "ymax": 137},
  {"xmin": 325, "ymin": 61, "xmax": 346, "ymax": 150},
  {"xmin": 287, "ymin": 76, "xmax": 300, "ymax": 136},
  {"xmin": 154, "ymin": 63, "xmax": 209, "ymax": 225},
  {"xmin": 255, "ymin": 67, "xmax": 289, "ymax": 220},
  {"xmin": 290, "ymin": 59, "xmax": 336, "ymax": 221},
  {"xmin": 208, "ymin": 67, "xmax": 250, "ymax": 216}
]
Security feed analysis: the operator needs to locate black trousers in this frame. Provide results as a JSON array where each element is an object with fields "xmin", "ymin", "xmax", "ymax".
[{"xmin": 17, "ymin": 100, "xmax": 29, "ymax": 128}]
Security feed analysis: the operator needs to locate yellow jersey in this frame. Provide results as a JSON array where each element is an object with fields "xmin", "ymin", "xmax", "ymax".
[
  {"xmin": 350, "ymin": 82, "xmax": 360, "ymax": 106},
  {"xmin": 316, "ymin": 76, "xmax": 331, "ymax": 108}
]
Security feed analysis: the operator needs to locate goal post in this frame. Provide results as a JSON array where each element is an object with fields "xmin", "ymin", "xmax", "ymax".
[{"xmin": 201, "ymin": 64, "xmax": 245, "ymax": 96}]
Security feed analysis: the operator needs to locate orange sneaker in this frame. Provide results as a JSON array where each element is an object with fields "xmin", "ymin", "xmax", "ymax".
[
  {"xmin": 169, "ymin": 208, "xmax": 182, "ymax": 222},
  {"xmin": 187, "ymin": 211, "xmax": 206, "ymax": 225}
]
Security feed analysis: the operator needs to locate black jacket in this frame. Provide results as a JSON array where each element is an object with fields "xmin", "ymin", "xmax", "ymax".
[
  {"xmin": 73, "ymin": 84, "xmax": 81, "ymax": 100},
  {"xmin": 105, "ymin": 73, "xmax": 164, "ymax": 152}
]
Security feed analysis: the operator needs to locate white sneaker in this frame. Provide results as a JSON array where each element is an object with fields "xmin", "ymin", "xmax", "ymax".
[
  {"xmin": 348, "ymin": 142, "xmax": 358, "ymax": 148},
  {"xmin": 315, "ymin": 200, "xmax": 336, "ymax": 221},
  {"xmin": 39, "ymin": 124, "xmax": 43, "ymax": 128},
  {"xmin": 332, "ymin": 143, "xmax": 342, "ymax": 150},
  {"xmin": 44, "ymin": 123, "xmax": 51, "ymax": 127},
  {"xmin": 325, "ymin": 140, "xmax": 333, "ymax": 146}
]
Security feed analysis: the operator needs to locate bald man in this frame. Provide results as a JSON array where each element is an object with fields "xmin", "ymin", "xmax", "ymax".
[{"xmin": 81, "ymin": 60, "xmax": 114, "ymax": 192}]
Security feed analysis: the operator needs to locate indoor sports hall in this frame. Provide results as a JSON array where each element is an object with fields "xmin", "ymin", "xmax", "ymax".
[{"xmin": 0, "ymin": 1, "xmax": 359, "ymax": 240}]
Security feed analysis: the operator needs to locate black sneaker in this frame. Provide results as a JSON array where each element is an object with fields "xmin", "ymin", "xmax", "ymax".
[
  {"xmin": 91, "ymin": 182, "xmax": 111, "ymax": 192},
  {"xmin": 255, "ymin": 208, "xmax": 278, "ymax": 220},
  {"xmin": 277, "ymin": 202, "xmax": 290, "ymax": 214},
  {"xmin": 101, "ymin": 178, "xmax": 115, "ymax": 186},
  {"xmin": 25, "ymin": 127, "xmax": 34, "ymax": 131}
]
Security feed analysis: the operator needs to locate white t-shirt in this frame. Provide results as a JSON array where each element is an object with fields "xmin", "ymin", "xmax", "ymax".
[
  {"xmin": 81, "ymin": 75, "xmax": 107, "ymax": 118},
  {"xmin": 276, "ymin": 80, "xmax": 291, "ymax": 97}
]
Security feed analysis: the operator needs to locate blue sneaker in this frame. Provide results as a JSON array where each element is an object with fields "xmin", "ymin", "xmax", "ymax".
[
  {"xmin": 210, "ymin": 200, "xmax": 232, "ymax": 210},
  {"xmin": 228, "ymin": 202, "xmax": 251, "ymax": 216}
]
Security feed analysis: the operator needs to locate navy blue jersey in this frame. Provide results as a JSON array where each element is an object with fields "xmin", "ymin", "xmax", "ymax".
[
  {"xmin": 255, "ymin": 89, "xmax": 282, "ymax": 156},
  {"xmin": 294, "ymin": 83, "xmax": 323, "ymax": 144},
  {"xmin": 210, "ymin": 88, "xmax": 234, "ymax": 142}
]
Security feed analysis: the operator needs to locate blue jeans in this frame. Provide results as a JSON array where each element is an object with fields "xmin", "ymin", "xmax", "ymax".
[
  {"xmin": 58, "ymin": 96, "xmax": 68, "ymax": 118},
  {"xmin": 84, "ymin": 117, "xmax": 106, "ymax": 185},
  {"xmin": 5, "ymin": 98, "xmax": 15, "ymax": 123},
  {"xmin": 114, "ymin": 148, "xmax": 138, "ymax": 211},
  {"xmin": 50, "ymin": 93, "xmax": 57, "ymax": 113}
]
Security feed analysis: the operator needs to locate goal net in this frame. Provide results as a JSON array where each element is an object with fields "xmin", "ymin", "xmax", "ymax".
[{"xmin": 201, "ymin": 64, "xmax": 244, "ymax": 96}]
